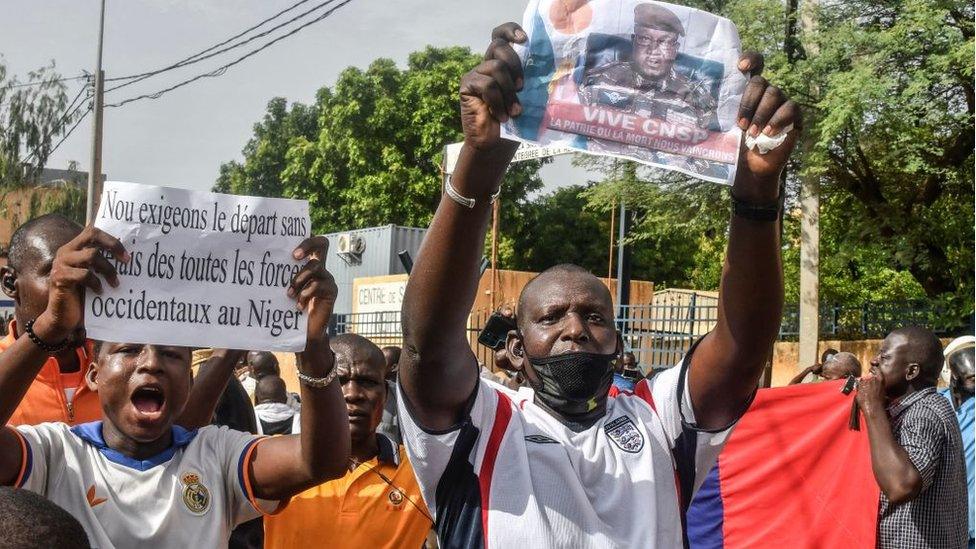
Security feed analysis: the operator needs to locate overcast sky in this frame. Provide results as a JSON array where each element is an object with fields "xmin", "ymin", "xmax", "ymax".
[{"xmin": 0, "ymin": 0, "xmax": 596, "ymax": 194}]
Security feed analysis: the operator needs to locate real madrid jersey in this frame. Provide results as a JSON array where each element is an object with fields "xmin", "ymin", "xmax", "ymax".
[
  {"xmin": 398, "ymin": 355, "xmax": 740, "ymax": 548},
  {"xmin": 11, "ymin": 422, "xmax": 281, "ymax": 549}
]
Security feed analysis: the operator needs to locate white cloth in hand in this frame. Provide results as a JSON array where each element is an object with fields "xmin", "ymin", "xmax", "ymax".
[{"xmin": 745, "ymin": 123, "xmax": 793, "ymax": 154}]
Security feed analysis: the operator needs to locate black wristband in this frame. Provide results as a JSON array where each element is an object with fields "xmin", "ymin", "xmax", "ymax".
[
  {"xmin": 24, "ymin": 318, "xmax": 71, "ymax": 354},
  {"xmin": 730, "ymin": 192, "xmax": 782, "ymax": 222}
]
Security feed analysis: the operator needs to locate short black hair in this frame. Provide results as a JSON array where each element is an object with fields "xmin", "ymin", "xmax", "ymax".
[
  {"xmin": 381, "ymin": 346, "xmax": 401, "ymax": 370},
  {"xmin": 0, "ymin": 487, "xmax": 91, "ymax": 548},
  {"xmin": 821, "ymin": 348, "xmax": 839, "ymax": 363},
  {"xmin": 830, "ymin": 352, "xmax": 862, "ymax": 377},
  {"xmin": 254, "ymin": 375, "xmax": 288, "ymax": 405},
  {"xmin": 7, "ymin": 214, "xmax": 82, "ymax": 271},
  {"xmin": 332, "ymin": 333, "xmax": 385, "ymax": 373},
  {"xmin": 891, "ymin": 326, "xmax": 944, "ymax": 385},
  {"xmin": 248, "ymin": 351, "xmax": 280, "ymax": 379},
  {"xmin": 516, "ymin": 264, "xmax": 609, "ymax": 331}
]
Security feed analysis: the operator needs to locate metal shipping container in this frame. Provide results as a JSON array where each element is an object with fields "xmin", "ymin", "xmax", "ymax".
[{"xmin": 322, "ymin": 225, "xmax": 427, "ymax": 316}]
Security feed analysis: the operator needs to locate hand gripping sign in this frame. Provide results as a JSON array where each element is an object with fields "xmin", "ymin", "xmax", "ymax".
[{"xmin": 502, "ymin": 0, "xmax": 748, "ymax": 184}]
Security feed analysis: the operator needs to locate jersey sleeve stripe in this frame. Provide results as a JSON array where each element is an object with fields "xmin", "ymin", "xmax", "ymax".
[
  {"xmin": 634, "ymin": 379, "xmax": 656, "ymax": 411},
  {"xmin": 11, "ymin": 428, "xmax": 31, "ymax": 488},
  {"xmin": 478, "ymin": 390, "xmax": 514, "ymax": 544},
  {"xmin": 238, "ymin": 436, "xmax": 287, "ymax": 516},
  {"xmin": 635, "ymin": 378, "xmax": 690, "ymax": 535}
]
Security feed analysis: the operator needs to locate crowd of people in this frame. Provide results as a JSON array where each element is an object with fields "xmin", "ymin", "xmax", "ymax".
[{"xmin": 0, "ymin": 20, "xmax": 970, "ymax": 549}]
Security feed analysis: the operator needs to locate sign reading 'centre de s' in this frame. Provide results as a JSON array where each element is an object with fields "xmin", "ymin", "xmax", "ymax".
[{"xmin": 85, "ymin": 181, "xmax": 311, "ymax": 351}]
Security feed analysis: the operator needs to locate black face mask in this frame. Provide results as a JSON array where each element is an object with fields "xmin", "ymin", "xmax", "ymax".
[{"xmin": 526, "ymin": 350, "xmax": 617, "ymax": 431}]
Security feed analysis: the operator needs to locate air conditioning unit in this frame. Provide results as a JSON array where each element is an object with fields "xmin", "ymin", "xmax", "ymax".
[{"xmin": 336, "ymin": 232, "xmax": 365, "ymax": 264}]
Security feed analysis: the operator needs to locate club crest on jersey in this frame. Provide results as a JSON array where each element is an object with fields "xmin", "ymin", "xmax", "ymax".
[
  {"xmin": 605, "ymin": 416, "xmax": 644, "ymax": 453},
  {"xmin": 388, "ymin": 489, "xmax": 404, "ymax": 507},
  {"xmin": 181, "ymin": 471, "xmax": 211, "ymax": 515}
]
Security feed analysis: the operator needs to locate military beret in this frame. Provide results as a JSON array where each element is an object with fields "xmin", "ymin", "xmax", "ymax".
[{"xmin": 634, "ymin": 3, "xmax": 684, "ymax": 36}]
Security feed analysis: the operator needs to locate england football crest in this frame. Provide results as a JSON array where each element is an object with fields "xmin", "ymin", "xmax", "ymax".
[{"xmin": 604, "ymin": 416, "xmax": 644, "ymax": 453}]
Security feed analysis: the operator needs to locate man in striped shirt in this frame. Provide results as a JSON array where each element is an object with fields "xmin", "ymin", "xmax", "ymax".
[{"xmin": 856, "ymin": 326, "xmax": 968, "ymax": 548}]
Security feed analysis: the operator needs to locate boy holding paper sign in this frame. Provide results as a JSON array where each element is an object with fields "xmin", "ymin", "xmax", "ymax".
[{"xmin": 0, "ymin": 226, "xmax": 350, "ymax": 549}]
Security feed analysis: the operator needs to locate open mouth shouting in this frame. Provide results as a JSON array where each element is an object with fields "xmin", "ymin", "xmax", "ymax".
[{"xmin": 130, "ymin": 383, "xmax": 167, "ymax": 423}]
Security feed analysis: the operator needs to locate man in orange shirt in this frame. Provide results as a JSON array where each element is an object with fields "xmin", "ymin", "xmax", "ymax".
[
  {"xmin": 0, "ymin": 214, "xmax": 99, "ymax": 425},
  {"xmin": 264, "ymin": 333, "xmax": 432, "ymax": 549},
  {"xmin": 1, "ymin": 214, "xmax": 238, "ymax": 429}
]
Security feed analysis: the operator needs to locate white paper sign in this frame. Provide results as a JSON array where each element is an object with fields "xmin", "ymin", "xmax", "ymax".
[
  {"xmin": 86, "ymin": 181, "xmax": 311, "ymax": 351},
  {"xmin": 501, "ymin": 0, "xmax": 746, "ymax": 184}
]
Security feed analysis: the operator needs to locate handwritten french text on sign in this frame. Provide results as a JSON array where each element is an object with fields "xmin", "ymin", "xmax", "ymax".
[
  {"xmin": 86, "ymin": 181, "xmax": 311, "ymax": 351},
  {"xmin": 501, "ymin": 0, "xmax": 746, "ymax": 184}
]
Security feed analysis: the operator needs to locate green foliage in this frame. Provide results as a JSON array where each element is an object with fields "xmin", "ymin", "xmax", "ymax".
[
  {"xmin": 214, "ymin": 97, "xmax": 318, "ymax": 198},
  {"xmin": 576, "ymin": 156, "xmax": 731, "ymax": 288},
  {"xmin": 0, "ymin": 60, "xmax": 78, "ymax": 187},
  {"xmin": 0, "ymin": 184, "xmax": 86, "ymax": 241},
  {"xmin": 28, "ymin": 185, "xmax": 85, "ymax": 222},
  {"xmin": 217, "ymin": 47, "xmax": 545, "ymax": 235},
  {"xmin": 577, "ymin": 0, "xmax": 973, "ymax": 320},
  {"xmin": 217, "ymin": 6, "xmax": 973, "ymax": 325},
  {"xmin": 498, "ymin": 183, "xmax": 609, "ymax": 273}
]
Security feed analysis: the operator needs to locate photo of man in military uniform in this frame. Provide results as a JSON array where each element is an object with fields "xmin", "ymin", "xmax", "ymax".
[
  {"xmin": 579, "ymin": 2, "xmax": 717, "ymax": 131},
  {"xmin": 568, "ymin": 2, "xmax": 729, "ymax": 180}
]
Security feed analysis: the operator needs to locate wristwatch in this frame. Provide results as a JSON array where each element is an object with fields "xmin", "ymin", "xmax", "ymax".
[{"xmin": 730, "ymin": 192, "xmax": 782, "ymax": 222}]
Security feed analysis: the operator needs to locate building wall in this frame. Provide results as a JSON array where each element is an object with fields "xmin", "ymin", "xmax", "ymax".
[
  {"xmin": 0, "ymin": 186, "xmax": 85, "ymax": 253},
  {"xmin": 386, "ymin": 226, "xmax": 426, "ymax": 274},
  {"xmin": 473, "ymin": 269, "xmax": 655, "ymax": 313},
  {"xmin": 323, "ymin": 225, "xmax": 426, "ymax": 316},
  {"xmin": 770, "ymin": 339, "xmax": 882, "ymax": 387},
  {"xmin": 770, "ymin": 338, "xmax": 953, "ymax": 387}
]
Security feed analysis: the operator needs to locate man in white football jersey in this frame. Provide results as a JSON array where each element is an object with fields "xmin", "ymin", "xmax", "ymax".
[
  {"xmin": 397, "ymin": 22, "xmax": 802, "ymax": 548},
  {"xmin": 0, "ymin": 228, "xmax": 350, "ymax": 549}
]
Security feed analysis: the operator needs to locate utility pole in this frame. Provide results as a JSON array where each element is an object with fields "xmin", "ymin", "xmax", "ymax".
[
  {"xmin": 615, "ymin": 200, "xmax": 632, "ymax": 316},
  {"xmin": 797, "ymin": 0, "xmax": 820, "ymax": 371},
  {"xmin": 490, "ymin": 199, "xmax": 500, "ymax": 311},
  {"xmin": 615, "ymin": 162, "xmax": 634, "ymax": 326},
  {"xmin": 86, "ymin": 0, "xmax": 106, "ymax": 224}
]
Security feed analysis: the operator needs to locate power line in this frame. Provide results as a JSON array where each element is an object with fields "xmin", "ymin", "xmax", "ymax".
[
  {"xmin": 43, "ymin": 106, "xmax": 91, "ymax": 161},
  {"xmin": 104, "ymin": 0, "xmax": 327, "ymax": 92},
  {"xmin": 23, "ymin": 83, "xmax": 92, "ymax": 165},
  {"xmin": 106, "ymin": 0, "xmax": 316, "ymax": 83},
  {"xmin": 4, "ymin": 75, "xmax": 89, "ymax": 89},
  {"xmin": 60, "ymin": 83, "xmax": 90, "ymax": 126},
  {"xmin": 106, "ymin": 0, "xmax": 355, "ymax": 108},
  {"xmin": 24, "ymin": 100, "xmax": 91, "ymax": 164}
]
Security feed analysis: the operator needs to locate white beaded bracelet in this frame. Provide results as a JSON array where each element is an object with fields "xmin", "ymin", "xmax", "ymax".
[
  {"xmin": 445, "ymin": 175, "xmax": 501, "ymax": 209},
  {"xmin": 296, "ymin": 350, "xmax": 339, "ymax": 388}
]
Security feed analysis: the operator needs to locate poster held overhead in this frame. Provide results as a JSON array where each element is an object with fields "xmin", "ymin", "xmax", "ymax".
[
  {"xmin": 502, "ymin": 0, "xmax": 747, "ymax": 184},
  {"xmin": 85, "ymin": 181, "xmax": 311, "ymax": 351}
]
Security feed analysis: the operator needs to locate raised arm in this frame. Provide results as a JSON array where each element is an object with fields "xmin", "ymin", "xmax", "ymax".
[
  {"xmin": 246, "ymin": 237, "xmax": 350, "ymax": 500},
  {"xmin": 0, "ymin": 227, "xmax": 127, "ymax": 485},
  {"xmin": 175, "ymin": 349, "xmax": 246, "ymax": 430},
  {"xmin": 788, "ymin": 363, "xmax": 821, "ymax": 385},
  {"xmin": 399, "ymin": 23, "xmax": 524, "ymax": 431},
  {"xmin": 688, "ymin": 56, "xmax": 802, "ymax": 429},
  {"xmin": 856, "ymin": 372, "xmax": 924, "ymax": 504}
]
